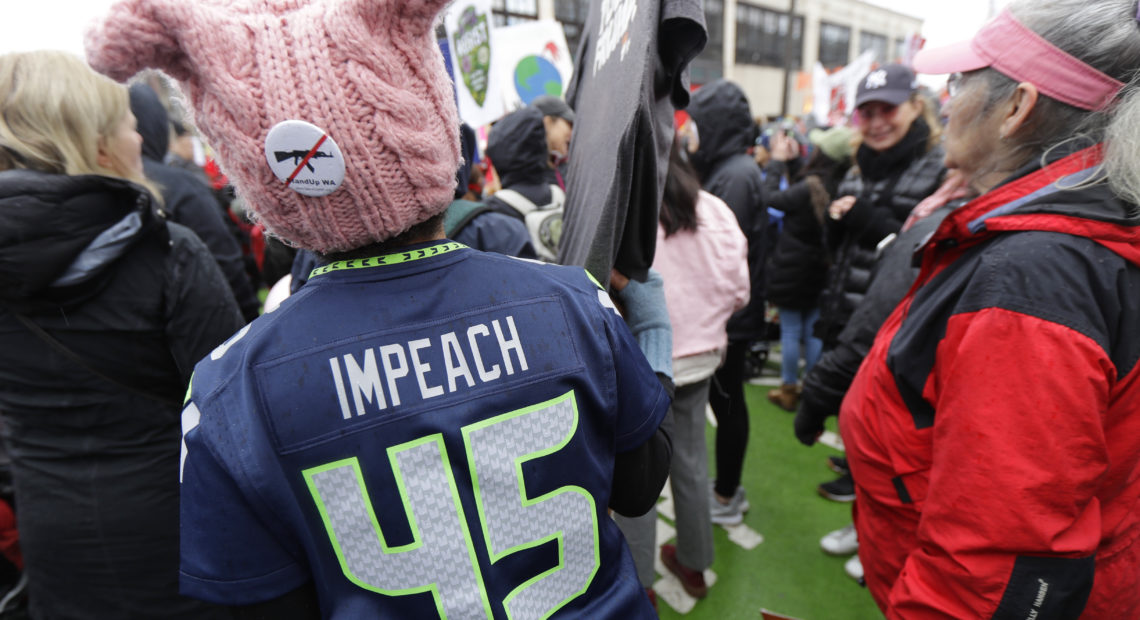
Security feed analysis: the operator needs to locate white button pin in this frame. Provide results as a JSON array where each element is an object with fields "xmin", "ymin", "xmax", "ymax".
[{"xmin": 264, "ymin": 120, "xmax": 346, "ymax": 197}]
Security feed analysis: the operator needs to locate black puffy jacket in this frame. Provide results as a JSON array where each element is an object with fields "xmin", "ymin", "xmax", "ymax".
[
  {"xmin": 0, "ymin": 170, "xmax": 242, "ymax": 619},
  {"xmin": 687, "ymin": 81, "xmax": 768, "ymax": 342},
  {"xmin": 814, "ymin": 140, "xmax": 944, "ymax": 347},
  {"xmin": 765, "ymin": 173, "xmax": 831, "ymax": 310}
]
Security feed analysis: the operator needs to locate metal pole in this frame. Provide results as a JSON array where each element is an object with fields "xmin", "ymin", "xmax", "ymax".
[{"xmin": 780, "ymin": 0, "xmax": 798, "ymax": 118}]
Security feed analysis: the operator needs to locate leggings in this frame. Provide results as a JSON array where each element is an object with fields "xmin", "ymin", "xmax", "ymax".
[{"xmin": 709, "ymin": 341, "xmax": 748, "ymax": 498}]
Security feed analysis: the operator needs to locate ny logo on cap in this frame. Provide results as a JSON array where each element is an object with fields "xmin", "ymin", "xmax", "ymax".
[{"xmin": 865, "ymin": 70, "xmax": 888, "ymax": 90}]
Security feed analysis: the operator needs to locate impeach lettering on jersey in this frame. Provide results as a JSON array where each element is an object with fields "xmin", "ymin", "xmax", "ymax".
[
  {"xmin": 254, "ymin": 299, "xmax": 581, "ymax": 452},
  {"xmin": 328, "ymin": 316, "xmax": 527, "ymax": 419}
]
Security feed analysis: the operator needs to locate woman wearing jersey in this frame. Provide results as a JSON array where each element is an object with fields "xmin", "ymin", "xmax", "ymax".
[
  {"xmin": 86, "ymin": 0, "xmax": 675, "ymax": 618},
  {"xmin": 842, "ymin": 1, "xmax": 1140, "ymax": 616}
]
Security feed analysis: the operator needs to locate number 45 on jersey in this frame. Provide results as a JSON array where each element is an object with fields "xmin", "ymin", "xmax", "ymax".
[{"xmin": 304, "ymin": 391, "xmax": 600, "ymax": 619}]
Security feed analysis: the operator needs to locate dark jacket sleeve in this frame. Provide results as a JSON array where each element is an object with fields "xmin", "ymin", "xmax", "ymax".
[
  {"xmin": 610, "ymin": 374, "xmax": 674, "ymax": 517},
  {"xmin": 766, "ymin": 179, "xmax": 815, "ymax": 216},
  {"xmin": 163, "ymin": 223, "xmax": 246, "ymax": 384},
  {"xmin": 762, "ymin": 158, "xmax": 803, "ymax": 197},
  {"xmin": 154, "ymin": 163, "xmax": 261, "ymax": 322},
  {"xmin": 761, "ymin": 161, "xmax": 786, "ymax": 198},
  {"xmin": 840, "ymin": 196, "xmax": 906, "ymax": 248},
  {"xmin": 795, "ymin": 207, "xmax": 954, "ymax": 445}
]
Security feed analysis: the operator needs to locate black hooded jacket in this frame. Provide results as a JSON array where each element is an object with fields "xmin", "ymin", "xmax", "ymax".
[
  {"xmin": 687, "ymin": 80, "xmax": 768, "ymax": 342},
  {"xmin": 449, "ymin": 122, "xmax": 534, "ymax": 258},
  {"xmin": 0, "ymin": 169, "xmax": 242, "ymax": 618},
  {"xmin": 485, "ymin": 107, "xmax": 557, "ymax": 215},
  {"xmin": 130, "ymin": 83, "xmax": 259, "ymax": 321}
]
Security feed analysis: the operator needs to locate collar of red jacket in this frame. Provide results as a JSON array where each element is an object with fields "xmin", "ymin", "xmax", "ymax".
[{"xmin": 932, "ymin": 144, "xmax": 1140, "ymax": 267}]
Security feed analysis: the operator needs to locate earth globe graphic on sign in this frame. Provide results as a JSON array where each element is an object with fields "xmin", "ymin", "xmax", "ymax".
[{"xmin": 513, "ymin": 55, "xmax": 563, "ymax": 105}]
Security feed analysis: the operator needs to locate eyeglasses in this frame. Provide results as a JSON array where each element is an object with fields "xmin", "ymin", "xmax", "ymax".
[
  {"xmin": 853, "ymin": 102, "xmax": 899, "ymax": 124},
  {"xmin": 947, "ymin": 72, "xmax": 963, "ymax": 99}
]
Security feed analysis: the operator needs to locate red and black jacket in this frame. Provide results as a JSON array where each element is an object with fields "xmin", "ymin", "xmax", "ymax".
[{"xmin": 841, "ymin": 146, "xmax": 1140, "ymax": 619}]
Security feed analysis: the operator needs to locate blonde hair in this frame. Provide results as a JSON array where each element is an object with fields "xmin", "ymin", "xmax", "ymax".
[{"xmin": 0, "ymin": 51, "xmax": 146, "ymax": 186}]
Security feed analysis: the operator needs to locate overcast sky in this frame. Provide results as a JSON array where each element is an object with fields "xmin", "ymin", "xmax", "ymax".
[
  {"xmin": 2, "ymin": 0, "xmax": 1011, "ymax": 58},
  {"xmin": 867, "ymin": 0, "xmax": 1009, "ymax": 49}
]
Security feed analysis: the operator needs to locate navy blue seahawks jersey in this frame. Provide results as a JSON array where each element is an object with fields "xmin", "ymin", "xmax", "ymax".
[{"xmin": 179, "ymin": 241, "xmax": 668, "ymax": 619}]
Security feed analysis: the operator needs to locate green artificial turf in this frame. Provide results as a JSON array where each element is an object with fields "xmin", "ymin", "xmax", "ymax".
[{"xmin": 654, "ymin": 378, "xmax": 883, "ymax": 620}]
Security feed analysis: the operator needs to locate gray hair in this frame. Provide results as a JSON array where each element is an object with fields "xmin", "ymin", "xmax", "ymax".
[{"xmin": 988, "ymin": 0, "xmax": 1140, "ymax": 204}]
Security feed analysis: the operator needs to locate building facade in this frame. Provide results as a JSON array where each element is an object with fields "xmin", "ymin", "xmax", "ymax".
[{"xmin": 501, "ymin": 0, "xmax": 922, "ymax": 119}]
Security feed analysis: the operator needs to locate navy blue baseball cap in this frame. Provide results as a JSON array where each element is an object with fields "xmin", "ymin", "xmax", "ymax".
[{"xmin": 855, "ymin": 64, "xmax": 918, "ymax": 108}]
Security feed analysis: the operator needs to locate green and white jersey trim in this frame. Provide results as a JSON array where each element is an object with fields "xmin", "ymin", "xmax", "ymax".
[{"xmin": 309, "ymin": 242, "xmax": 466, "ymax": 279}]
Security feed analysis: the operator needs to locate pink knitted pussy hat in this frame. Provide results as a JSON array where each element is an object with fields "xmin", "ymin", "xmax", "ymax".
[{"xmin": 86, "ymin": 0, "xmax": 460, "ymax": 253}]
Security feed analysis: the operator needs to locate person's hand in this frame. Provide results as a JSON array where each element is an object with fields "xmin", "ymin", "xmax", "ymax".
[
  {"xmin": 611, "ymin": 269, "xmax": 672, "ymax": 379},
  {"xmin": 609, "ymin": 269, "xmax": 630, "ymax": 293},
  {"xmin": 793, "ymin": 401, "xmax": 827, "ymax": 446},
  {"xmin": 828, "ymin": 195, "xmax": 857, "ymax": 220},
  {"xmin": 771, "ymin": 132, "xmax": 800, "ymax": 162}
]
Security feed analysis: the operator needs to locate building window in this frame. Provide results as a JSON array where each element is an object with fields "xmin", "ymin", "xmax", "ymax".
[
  {"xmin": 859, "ymin": 31, "xmax": 888, "ymax": 63},
  {"xmin": 818, "ymin": 22, "xmax": 851, "ymax": 68},
  {"xmin": 492, "ymin": 0, "xmax": 538, "ymax": 26},
  {"xmin": 690, "ymin": 0, "xmax": 724, "ymax": 84},
  {"xmin": 735, "ymin": 3, "xmax": 803, "ymax": 68},
  {"xmin": 554, "ymin": 0, "xmax": 589, "ymax": 57},
  {"xmin": 895, "ymin": 38, "xmax": 908, "ymax": 64},
  {"xmin": 703, "ymin": 0, "xmax": 724, "ymax": 62}
]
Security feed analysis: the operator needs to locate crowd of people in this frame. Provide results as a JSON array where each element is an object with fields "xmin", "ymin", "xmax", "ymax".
[{"xmin": 0, "ymin": 0, "xmax": 1138, "ymax": 618}]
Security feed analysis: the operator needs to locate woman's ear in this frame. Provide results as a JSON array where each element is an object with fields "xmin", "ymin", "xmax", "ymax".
[
  {"xmin": 1000, "ymin": 82, "xmax": 1040, "ymax": 139},
  {"xmin": 94, "ymin": 135, "xmax": 117, "ymax": 174}
]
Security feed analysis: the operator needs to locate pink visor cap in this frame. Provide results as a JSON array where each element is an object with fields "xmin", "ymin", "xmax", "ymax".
[{"xmin": 913, "ymin": 9, "xmax": 1124, "ymax": 111}]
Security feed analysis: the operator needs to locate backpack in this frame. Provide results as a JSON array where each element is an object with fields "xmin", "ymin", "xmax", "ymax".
[
  {"xmin": 489, "ymin": 185, "xmax": 565, "ymax": 262},
  {"xmin": 443, "ymin": 199, "xmax": 491, "ymax": 238}
]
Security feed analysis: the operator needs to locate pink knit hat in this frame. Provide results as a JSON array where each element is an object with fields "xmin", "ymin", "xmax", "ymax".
[{"xmin": 86, "ymin": 0, "xmax": 460, "ymax": 253}]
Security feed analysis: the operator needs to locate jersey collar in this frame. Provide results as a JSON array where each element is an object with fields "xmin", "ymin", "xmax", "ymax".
[{"xmin": 308, "ymin": 241, "xmax": 466, "ymax": 280}]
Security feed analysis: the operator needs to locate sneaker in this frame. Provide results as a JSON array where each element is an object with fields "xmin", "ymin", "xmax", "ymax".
[
  {"xmin": 817, "ymin": 473, "xmax": 856, "ymax": 502},
  {"xmin": 844, "ymin": 554, "xmax": 866, "ymax": 586},
  {"xmin": 819, "ymin": 523, "xmax": 858, "ymax": 556},
  {"xmin": 710, "ymin": 485, "xmax": 750, "ymax": 525},
  {"xmin": 827, "ymin": 455, "xmax": 849, "ymax": 476},
  {"xmin": 660, "ymin": 544, "xmax": 708, "ymax": 599}
]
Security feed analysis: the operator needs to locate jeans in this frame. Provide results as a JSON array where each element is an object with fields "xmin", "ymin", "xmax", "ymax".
[{"xmin": 779, "ymin": 306, "xmax": 823, "ymax": 385}]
